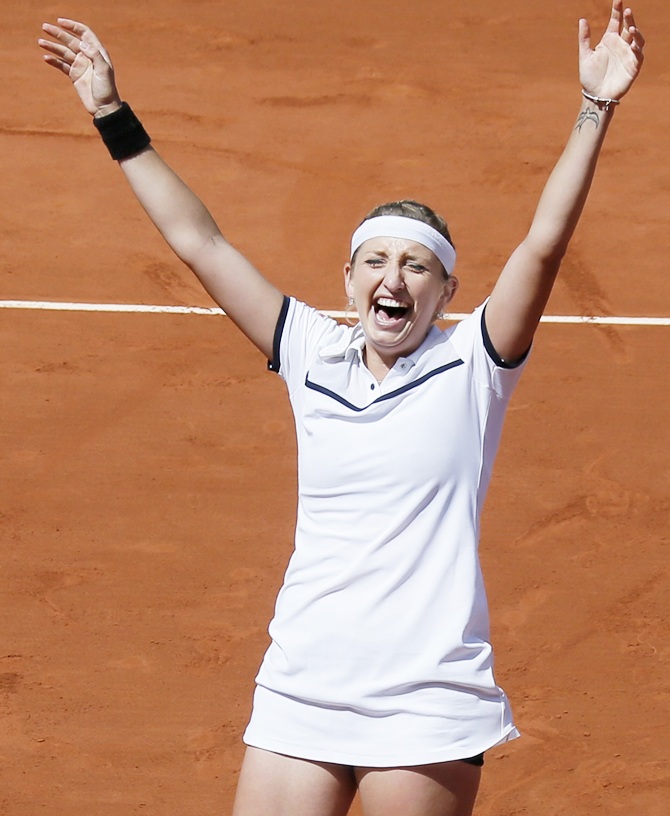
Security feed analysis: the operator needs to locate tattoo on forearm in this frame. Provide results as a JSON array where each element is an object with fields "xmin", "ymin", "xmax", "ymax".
[{"xmin": 576, "ymin": 106, "xmax": 600, "ymax": 131}]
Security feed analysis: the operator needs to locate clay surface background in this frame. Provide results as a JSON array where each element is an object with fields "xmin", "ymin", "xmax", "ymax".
[{"xmin": 2, "ymin": 1, "xmax": 668, "ymax": 814}]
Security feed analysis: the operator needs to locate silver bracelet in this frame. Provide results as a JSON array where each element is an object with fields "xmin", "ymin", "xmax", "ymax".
[{"xmin": 581, "ymin": 89, "xmax": 620, "ymax": 112}]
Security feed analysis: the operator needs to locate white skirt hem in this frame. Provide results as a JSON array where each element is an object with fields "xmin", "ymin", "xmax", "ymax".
[{"xmin": 242, "ymin": 684, "xmax": 521, "ymax": 767}]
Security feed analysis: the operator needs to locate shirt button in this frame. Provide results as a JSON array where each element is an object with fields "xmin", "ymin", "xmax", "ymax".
[{"xmin": 370, "ymin": 383, "xmax": 375, "ymax": 390}]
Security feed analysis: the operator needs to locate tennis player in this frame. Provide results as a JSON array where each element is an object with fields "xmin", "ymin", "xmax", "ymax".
[{"xmin": 39, "ymin": 3, "xmax": 644, "ymax": 814}]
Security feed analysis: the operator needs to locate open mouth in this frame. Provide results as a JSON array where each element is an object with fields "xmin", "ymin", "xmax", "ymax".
[{"xmin": 373, "ymin": 297, "xmax": 411, "ymax": 324}]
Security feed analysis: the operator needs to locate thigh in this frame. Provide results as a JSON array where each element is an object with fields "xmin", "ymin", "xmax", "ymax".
[
  {"xmin": 355, "ymin": 760, "xmax": 481, "ymax": 816},
  {"xmin": 232, "ymin": 746, "xmax": 357, "ymax": 816}
]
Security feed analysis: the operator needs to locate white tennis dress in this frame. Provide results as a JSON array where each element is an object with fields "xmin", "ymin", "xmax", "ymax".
[{"xmin": 243, "ymin": 296, "xmax": 526, "ymax": 766}]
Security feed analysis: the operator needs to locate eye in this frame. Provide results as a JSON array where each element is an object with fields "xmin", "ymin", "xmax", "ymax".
[
  {"xmin": 365, "ymin": 257, "xmax": 385, "ymax": 268},
  {"xmin": 406, "ymin": 261, "xmax": 428, "ymax": 273}
]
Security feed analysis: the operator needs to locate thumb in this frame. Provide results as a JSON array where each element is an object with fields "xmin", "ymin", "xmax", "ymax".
[
  {"xmin": 79, "ymin": 38, "xmax": 103, "ymax": 64},
  {"xmin": 79, "ymin": 36, "xmax": 114, "ymax": 74},
  {"xmin": 78, "ymin": 37, "xmax": 119, "ymax": 110}
]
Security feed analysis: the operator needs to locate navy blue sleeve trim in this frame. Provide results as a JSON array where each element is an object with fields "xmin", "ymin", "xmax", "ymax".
[
  {"xmin": 481, "ymin": 305, "xmax": 530, "ymax": 370},
  {"xmin": 267, "ymin": 295, "xmax": 291, "ymax": 373}
]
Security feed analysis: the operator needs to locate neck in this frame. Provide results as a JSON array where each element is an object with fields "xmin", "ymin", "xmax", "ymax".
[{"xmin": 363, "ymin": 346, "xmax": 394, "ymax": 383}]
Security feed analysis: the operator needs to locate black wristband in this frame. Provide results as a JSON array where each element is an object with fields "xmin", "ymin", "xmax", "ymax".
[{"xmin": 92, "ymin": 101, "xmax": 151, "ymax": 161}]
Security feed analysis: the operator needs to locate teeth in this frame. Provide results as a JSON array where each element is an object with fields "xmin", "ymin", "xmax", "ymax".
[{"xmin": 376, "ymin": 297, "xmax": 409, "ymax": 309}]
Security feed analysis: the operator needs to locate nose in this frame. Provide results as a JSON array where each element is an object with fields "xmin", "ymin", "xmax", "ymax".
[{"xmin": 382, "ymin": 260, "xmax": 405, "ymax": 291}]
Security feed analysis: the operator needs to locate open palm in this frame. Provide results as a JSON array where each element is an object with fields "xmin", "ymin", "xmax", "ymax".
[
  {"xmin": 39, "ymin": 19, "xmax": 119, "ymax": 115},
  {"xmin": 579, "ymin": 1, "xmax": 645, "ymax": 101}
]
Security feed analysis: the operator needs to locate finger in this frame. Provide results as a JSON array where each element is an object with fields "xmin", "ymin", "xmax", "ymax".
[
  {"xmin": 629, "ymin": 26, "xmax": 645, "ymax": 60},
  {"xmin": 41, "ymin": 22, "xmax": 82, "ymax": 56},
  {"xmin": 55, "ymin": 18, "xmax": 90, "ymax": 37},
  {"xmin": 578, "ymin": 18, "xmax": 591, "ymax": 59},
  {"xmin": 56, "ymin": 18, "xmax": 108, "ymax": 54},
  {"xmin": 623, "ymin": 7, "xmax": 638, "ymax": 28},
  {"xmin": 621, "ymin": 7, "xmax": 642, "ymax": 44},
  {"xmin": 632, "ymin": 28, "xmax": 646, "ymax": 49},
  {"xmin": 38, "ymin": 37, "xmax": 78, "ymax": 64},
  {"xmin": 41, "ymin": 53, "xmax": 74, "ymax": 77},
  {"xmin": 607, "ymin": 0, "xmax": 624, "ymax": 34},
  {"xmin": 623, "ymin": 4, "xmax": 646, "ymax": 62},
  {"xmin": 56, "ymin": 19, "xmax": 113, "ymax": 67}
]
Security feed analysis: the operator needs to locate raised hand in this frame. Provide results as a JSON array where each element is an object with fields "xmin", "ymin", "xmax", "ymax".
[
  {"xmin": 38, "ymin": 19, "xmax": 121, "ymax": 116},
  {"xmin": 579, "ymin": 0, "xmax": 645, "ymax": 101}
]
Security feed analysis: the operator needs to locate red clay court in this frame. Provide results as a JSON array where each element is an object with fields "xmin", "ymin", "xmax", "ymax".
[{"xmin": 2, "ymin": 1, "xmax": 668, "ymax": 813}]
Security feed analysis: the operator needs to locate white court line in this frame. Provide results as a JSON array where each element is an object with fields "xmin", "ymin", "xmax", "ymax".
[
  {"xmin": 0, "ymin": 300, "xmax": 668, "ymax": 326},
  {"xmin": 0, "ymin": 300, "xmax": 222, "ymax": 315}
]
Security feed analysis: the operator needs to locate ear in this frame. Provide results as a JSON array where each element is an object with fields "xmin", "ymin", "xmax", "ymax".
[
  {"xmin": 343, "ymin": 261, "xmax": 354, "ymax": 300},
  {"xmin": 437, "ymin": 275, "xmax": 459, "ymax": 312}
]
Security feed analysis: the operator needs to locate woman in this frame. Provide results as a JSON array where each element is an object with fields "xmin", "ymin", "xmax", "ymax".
[{"xmin": 39, "ymin": 3, "xmax": 644, "ymax": 814}]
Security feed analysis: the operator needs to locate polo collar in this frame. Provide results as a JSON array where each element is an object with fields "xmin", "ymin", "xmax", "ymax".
[
  {"xmin": 318, "ymin": 323, "xmax": 366, "ymax": 362},
  {"xmin": 318, "ymin": 323, "xmax": 444, "ymax": 370}
]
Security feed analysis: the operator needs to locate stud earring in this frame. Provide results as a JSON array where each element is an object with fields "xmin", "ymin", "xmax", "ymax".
[{"xmin": 344, "ymin": 296, "xmax": 357, "ymax": 326}]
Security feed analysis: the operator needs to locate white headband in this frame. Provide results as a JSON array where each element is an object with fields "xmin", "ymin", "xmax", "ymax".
[{"xmin": 350, "ymin": 215, "xmax": 456, "ymax": 275}]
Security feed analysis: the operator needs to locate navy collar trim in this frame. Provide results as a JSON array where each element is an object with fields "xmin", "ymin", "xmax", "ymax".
[{"xmin": 304, "ymin": 358, "xmax": 464, "ymax": 412}]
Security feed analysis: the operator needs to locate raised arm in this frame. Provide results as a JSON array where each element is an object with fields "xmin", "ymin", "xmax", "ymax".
[
  {"xmin": 39, "ymin": 18, "xmax": 284, "ymax": 359},
  {"xmin": 484, "ymin": 0, "xmax": 645, "ymax": 363}
]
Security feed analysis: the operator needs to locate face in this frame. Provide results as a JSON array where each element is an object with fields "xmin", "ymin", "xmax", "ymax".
[{"xmin": 344, "ymin": 237, "xmax": 458, "ymax": 372}]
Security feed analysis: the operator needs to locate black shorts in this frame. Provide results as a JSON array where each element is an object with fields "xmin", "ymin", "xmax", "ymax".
[{"xmin": 460, "ymin": 753, "xmax": 485, "ymax": 767}]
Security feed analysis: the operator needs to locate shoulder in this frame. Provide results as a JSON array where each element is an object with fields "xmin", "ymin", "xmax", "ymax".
[
  {"xmin": 268, "ymin": 296, "xmax": 354, "ymax": 378},
  {"xmin": 444, "ymin": 302, "xmax": 530, "ymax": 397}
]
